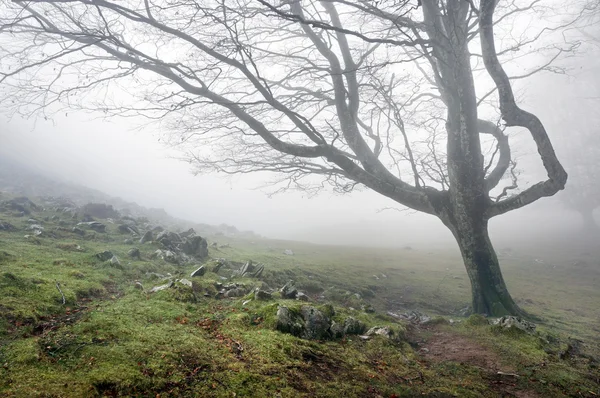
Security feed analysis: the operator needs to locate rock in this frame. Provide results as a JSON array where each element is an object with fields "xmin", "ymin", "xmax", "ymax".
[
  {"xmin": 118, "ymin": 224, "xmax": 139, "ymax": 235},
  {"xmin": 276, "ymin": 306, "xmax": 304, "ymax": 337},
  {"xmin": 280, "ymin": 280, "xmax": 298, "ymax": 299},
  {"xmin": 134, "ymin": 281, "xmax": 144, "ymax": 290},
  {"xmin": 225, "ymin": 288, "xmax": 244, "ymax": 298},
  {"xmin": 124, "ymin": 238, "xmax": 134, "ymax": 244},
  {"xmin": 72, "ymin": 227, "xmax": 85, "ymax": 236},
  {"xmin": 491, "ymin": 316, "xmax": 536, "ymax": 334},
  {"xmin": 296, "ymin": 292, "xmax": 310, "ymax": 302},
  {"xmin": 28, "ymin": 224, "xmax": 44, "ymax": 231},
  {"xmin": 210, "ymin": 242, "xmax": 218, "ymax": 248},
  {"xmin": 156, "ymin": 231, "xmax": 182, "ymax": 250},
  {"xmin": 178, "ymin": 278, "xmax": 193, "ymax": 287},
  {"xmin": 109, "ymin": 255, "xmax": 121, "ymax": 267},
  {"xmin": 254, "ymin": 289, "xmax": 272, "ymax": 300},
  {"xmin": 330, "ymin": 321, "xmax": 345, "ymax": 339},
  {"xmin": 363, "ymin": 326, "xmax": 403, "ymax": 341},
  {"xmin": 301, "ymin": 306, "xmax": 331, "ymax": 340},
  {"xmin": 95, "ymin": 250, "xmax": 114, "ymax": 262},
  {"xmin": 343, "ymin": 317, "xmax": 367, "ymax": 335},
  {"xmin": 180, "ymin": 228, "xmax": 196, "ymax": 238},
  {"xmin": 77, "ymin": 221, "xmax": 106, "ymax": 233},
  {"xmin": 0, "ymin": 221, "xmax": 17, "ymax": 231},
  {"xmin": 127, "ymin": 248, "xmax": 141, "ymax": 259},
  {"xmin": 181, "ymin": 235, "xmax": 208, "ymax": 259},
  {"xmin": 151, "ymin": 225, "xmax": 164, "ymax": 233},
  {"xmin": 150, "ymin": 281, "xmax": 174, "ymax": 293},
  {"xmin": 283, "ymin": 249, "xmax": 294, "ymax": 256},
  {"xmin": 2, "ymin": 197, "xmax": 39, "ymax": 214},
  {"xmin": 220, "ymin": 243, "xmax": 230, "ymax": 248},
  {"xmin": 211, "ymin": 259, "xmax": 224, "ymax": 273},
  {"xmin": 139, "ymin": 230, "xmax": 153, "ymax": 244},
  {"xmin": 190, "ymin": 265, "xmax": 206, "ymax": 277},
  {"xmin": 151, "ymin": 249, "xmax": 180, "ymax": 264},
  {"xmin": 233, "ymin": 260, "xmax": 264, "ymax": 278}
]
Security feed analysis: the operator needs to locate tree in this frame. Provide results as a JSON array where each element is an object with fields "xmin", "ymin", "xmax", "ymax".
[{"xmin": 0, "ymin": 0, "xmax": 582, "ymax": 316}]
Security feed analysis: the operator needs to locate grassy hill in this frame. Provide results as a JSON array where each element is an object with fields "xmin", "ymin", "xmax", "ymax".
[{"xmin": 0, "ymin": 191, "xmax": 598, "ymax": 397}]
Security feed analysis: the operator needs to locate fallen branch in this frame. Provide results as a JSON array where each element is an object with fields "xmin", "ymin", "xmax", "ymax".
[{"xmin": 55, "ymin": 281, "xmax": 66, "ymax": 305}]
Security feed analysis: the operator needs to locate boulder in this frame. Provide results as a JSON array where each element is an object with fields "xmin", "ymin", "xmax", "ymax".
[
  {"xmin": 276, "ymin": 306, "xmax": 304, "ymax": 337},
  {"xmin": 127, "ymin": 248, "xmax": 141, "ymax": 259},
  {"xmin": 363, "ymin": 326, "xmax": 403, "ymax": 341},
  {"xmin": 0, "ymin": 221, "xmax": 17, "ymax": 231},
  {"xmin": 72, "ymin": 227, "xmax": 85, "ymax": 236},
  {"xmin": 118, "ymin": 224, "xmax": 139, "ymax": 235},
  {"xmin": 150, "ymin": 281, "xmax": 174, "ymax": 293},
  {"xmin": 343, "ymin": 317, "xmax": 367, "ymax": 335},
  {"xmin": 296, "ymin": 292, "xmax": 310, "ymax": 302},
  {"xmin": 491, "ymin": 316, "xmax": 536, "ymax": 334},
  {"xmin": 179, "ymin": 228, "xmax": 196, "ymax": 238},
  {"xmin": 280, "ymin": 280, "xmax": 298, "ymax": 299},
  {"xmin": 156, "ymin": 231, "xmax": 182, "ymax": 249},
  {"xmin": 234, "ymin": 260, "xmax": 264, "ymax": 278},
  {"xmin": 301, "ymin": 306, "xmax": 331, "ymax": 340},
  {"xmin": 139, "ymin": 230, "xmax": 153, "ymax": 244},
  {"xmin": 190, "ymin": 265, "xmax": 206, "ymax": 277},
  {"xmin": 77, "ymin": 221, "xmax": 106, "ymax": 233},
  {"xmin": 151, "ymin": 249, "xmax": 180, "ymax": 264},
  {"xmin": 178, "ymin": 278, "xmax": 193, "ymax": 287},
  {"xmin": 109, "ymin": 255, "xmax": 121, "ymax": 267},
  {"xmin": 181, "ymin": 235, "xmax": 208, "ymax": 259},
  {"xmin": 254, "ymin": 289, "xmax": 272, "ymax": 300},
  {"xmin": 95, "ymin": 250, "xmax": 114, "ymax": 262},
  {"xmin": 284, "ymin": 249, "xmax": 294, "ymax": 256}
]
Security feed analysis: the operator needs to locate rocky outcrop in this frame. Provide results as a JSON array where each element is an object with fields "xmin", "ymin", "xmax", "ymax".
[{"xmin": 181, "ymin": 235, "xmax": 208, "ymax": 259}]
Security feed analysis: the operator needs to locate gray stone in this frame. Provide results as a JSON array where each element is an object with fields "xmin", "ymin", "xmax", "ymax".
[
  {"xmin": 343, "ymin": 317, "xmax": 366, "ymax": 335},
  {"xmin": 491, "ymin": 316, "xmax": 536, "ymax": 334},
  {"xmin": 128, "ymin": 248, "xmax": 141, "ymax": 259},
  {"xmin": 234, "ymin": 260, "xmax": 264, "ymax": 278},
  {"xmin": 72, "ymin": 227, "xmax": 85, "ymax": 236},
  {"xmin": 254, "ymin": 289, "xmax": 272, "ymax": 300},
  {"xmin": 364, "ymin": 326, "xmax": 402, "ymax": 340},
  {"xmin": 139, "ymin": 230, "xmax": 153, "ymax": 244},
  {"xmin": 156, "ymin": 231, "xmax": 182, "ymax": 249},
  {"xmin": 301, "ymin": 306, "xmax": 331, "ymax": 340},
  {"xmin": 181, "ymin": 235, "xmax": 208, "ymax": 259},
  {"xmin": 109, "ymin": 255, "xmax": 121, "ymax": 267},
  {"xmin": 0, "ymin": 221, "xmax": 17, "ymax": 231},
  {"xmin": 95, "ymin": 250, "xmax": 114, "ymax": 262},
  {"xmin": 178, "ymin": 278, "xmax": 193, "ymax": 287},
  {"xmin": 77, "ymin": 221, "xmax": 106, "ymax": 233},
  {"xmin": 210, "ymin": 242, "xmax": 218, "ymax": 248},
  {"xmin": 296, "ymin": 292, "xmax": 310, "ymax": 302},
  {"xmin": 190, "ymin": 265, "xmax": 206, "ymax": 277},
  {"xmin": 180, "ymin": 228, "xmax": 196, "ymax": 238},
  {"xmin": 134, "ymin": 281, "xmax": 144, "ymax": 290},
  {"xmin": 330, "ymin": 321, "xmax": 345, "ymax": 339},
  {"xmin": 28, "ymin": 224, "xmax": 44, "ymax": 231},
  {"xmin": 283, "ymin": 249, "xmax": 294, "ymax": 256},
  {"xmin": 280, "ymin": 280, "xmax": 298, "ymax": 299},
  {"xmin": 276, "ymin": 306, "xmax": 304, "ymax": 337},
  {"xmin": 150, "ymin": 281, "xmax": 174, "ymax": 293}
]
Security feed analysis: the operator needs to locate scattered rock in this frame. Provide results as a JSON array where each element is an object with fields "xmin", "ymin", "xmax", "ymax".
[
  {"xmin": 210, "ymin": 242, "xmax": 218, "ymax": 248},
  {"xmin": 134, "ymin": 282, "xmax": 144, "ymax": 290},
  {"xmin": 77, "ymin": 221, "xmax": 106, "ymax": 233},
  {"xmin": 95, "ymin": 250, "xmax": 114, "ymax": 262},
  {"xmin": 283, "ymin": 249, "xmax": 294, "ymax": 256},
  {"xmin": 109, "ymin": 255, "xmax": 121, "ymax": 267},
  {"xmin": 72, "ymin": 227, "xmax": 85, "ymax": 236},
  {"xmin": 127, "ymin": 248, "xmax": 141, "ymax": 259},
  {"xmin": 150, "ymin": 281, "xmax": 174, "ymax": 293},
  {"xmin": 28, "ymin": 224, "xmax": 44, "ymax": 232},
  {"xmin": 234, "ymin": 260, "xmax": 264, "ymax": 278},
  {"xmin": 280, "ymin": 280, "xmax": 298, "ymax": 299},
  {"xmin": 296, "ymin": 292, "xmax": 310, "ymax": 302},
  {"xmin": 0, "ymin": 221, "xmax": 17, "ymax": 231},
  {"xmin": 363, "ymin": 326, "xmax": 402, "ymax": 340},
  {"xmin": 181, "ymin": 235, "xmax": 208, "ymax": 259},
  {"xmin": 254, "ymin": 289, "xmax": 272, "ymax": 300},
  {"xmin": 179, "ymin": 228, "xmax": 196, "ymax": 238},
  {"xmin": 178, "ymin": 278, "xmax": 193, "ymax": 287},
  {"xmin": 387, "ymin": 310, "xmax": 431, "ymax": 324},
  {"xmin": 118, "ymin": 224, "xmax": 139, "ymax": 235},
  {"xmin": 343, "ymin": 317, "xmax": 367, "ymax": 335},
  {"xmin": 276, "ymin": 306, "xmax": 304, "ymax": 337},
  {"xmin": 124, "ymin": 238, "xmax": 134, "ymax": 244},
  {"xmin": 139, "ymin": 230, "xmax": 153, "ymax": 244},
  {"xmin": 491, "ymin": 316, "xmax": 536, "ymax": 334},
  {"xmin": 190, "ymin": 265, "xmax": 206, "ymax": 277},
  {"xmin": 151, "ymin": 249, "xmax": 180, "ymax": 264},
  {"xmin": 301, "ymin": 306, "xmax": 331, "ymax": 340},
  {"xmin": 156, "ymin": 231, "xmax": 182, "ymax": 250}
]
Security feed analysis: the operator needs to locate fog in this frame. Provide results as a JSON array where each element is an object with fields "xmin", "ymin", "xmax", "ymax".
[
  {"xmin": 0, "ymin": 104, "xmax": 589, "ymax": 250},
  {"xmin": 0, "ymin": 1, "xmax": 597, "ymax": 251}
]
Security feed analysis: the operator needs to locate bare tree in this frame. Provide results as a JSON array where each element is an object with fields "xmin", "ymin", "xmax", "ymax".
[{"xmin": 0, "ymin": 0, "xmax": 582, "ymax": 316}]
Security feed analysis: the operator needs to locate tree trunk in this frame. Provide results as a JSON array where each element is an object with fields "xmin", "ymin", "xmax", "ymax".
[{"xmin": 450, "ymin": 220, "xmax": 522, "ymax": 317}]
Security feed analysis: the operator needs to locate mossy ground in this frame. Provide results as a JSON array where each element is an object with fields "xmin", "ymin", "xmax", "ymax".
[{"xmin": 0, "ymin": 196, "xmax": 598, "ymax": 397}]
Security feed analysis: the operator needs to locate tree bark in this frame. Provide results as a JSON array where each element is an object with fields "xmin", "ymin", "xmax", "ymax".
[{"xmin": 449, "ymin": 220, "xmax": 522, "ymax": 317}]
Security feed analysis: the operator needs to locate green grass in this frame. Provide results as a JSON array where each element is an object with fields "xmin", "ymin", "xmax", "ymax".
[{"xmin": 0, "ymin": 195, "xmax": 598, "ymax": 397}]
